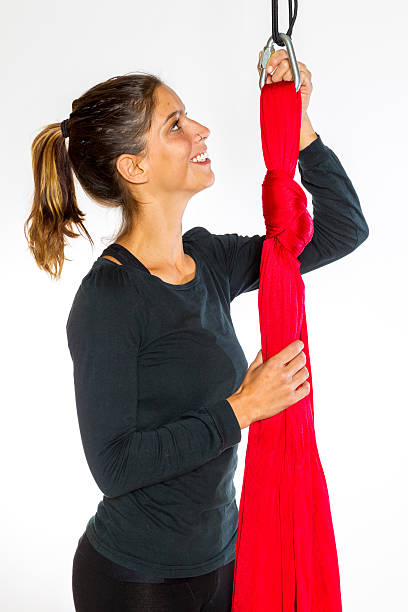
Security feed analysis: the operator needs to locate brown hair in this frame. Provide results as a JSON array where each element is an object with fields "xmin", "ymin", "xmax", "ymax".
[{"xmin": 24, "ymin": 71, "xmax": 163, "ymax": 280}]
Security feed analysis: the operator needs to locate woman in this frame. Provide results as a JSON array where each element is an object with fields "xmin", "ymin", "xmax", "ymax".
[{"xmin": 24, "ymin": 52, "xmax": 368, "ymax": 611}]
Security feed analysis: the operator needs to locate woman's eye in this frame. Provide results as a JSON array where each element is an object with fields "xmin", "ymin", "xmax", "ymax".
[
  {"xmin": 170, "ymin": 119, "xmax": 181, "ymax": 132},
  {"xmin": 170, "ymin": 113, "xmax": 188, "ymax": 132}
]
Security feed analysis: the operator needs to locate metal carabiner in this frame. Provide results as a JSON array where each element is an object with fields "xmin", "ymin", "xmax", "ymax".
[
  {"xmin": 259, "ymin": 35, "xmax": 276, "ymax": 90},
  {"xmin": 259, "ymin": 33, "xmax": 301, "ymax": 93}
]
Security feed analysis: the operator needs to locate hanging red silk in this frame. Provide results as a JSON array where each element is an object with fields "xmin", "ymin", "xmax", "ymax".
[{"xmin": 231, "ymin": 81, "xmax": 342, "ymax": 612}]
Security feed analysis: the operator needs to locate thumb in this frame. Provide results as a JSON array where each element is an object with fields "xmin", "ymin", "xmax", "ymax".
[{"xmin": 249, "ymin": 349, "xmax": 263, "ymax": 369}]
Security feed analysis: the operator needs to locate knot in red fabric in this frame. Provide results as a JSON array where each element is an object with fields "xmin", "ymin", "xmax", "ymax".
[{"xmin": 262, "ymin": 168, "xmax": 313, "ymax": 257}]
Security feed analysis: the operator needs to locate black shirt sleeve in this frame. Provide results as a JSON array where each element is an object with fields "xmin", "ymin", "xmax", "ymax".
[
  {"xmin": 208, "ymin": 133, "xmax": 369, "ymax": 300},
  {"xmin": 66, "ymin": 264, "xmax": 241, "ymax": 499},
  {"xmin": 297, "ymin": 133, "xmax": 369, "ymax": 274}
]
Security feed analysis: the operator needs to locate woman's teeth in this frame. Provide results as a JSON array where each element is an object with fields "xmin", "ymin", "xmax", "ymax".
[{"xmin": 191, "ymin": 152, "xmax": 209, "ymax": 163}]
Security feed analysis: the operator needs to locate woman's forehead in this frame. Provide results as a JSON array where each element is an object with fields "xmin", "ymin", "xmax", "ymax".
[{"xmin": 156, "ymin": 85, "xmax": 184, "ymax": 121}]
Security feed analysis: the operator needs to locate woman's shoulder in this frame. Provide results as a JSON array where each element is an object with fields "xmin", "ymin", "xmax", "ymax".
[
  {"xmin": 82, "ymin": 257, "xmax": 135, "ymax": 289},
  {"xmin": 66, "ymin": 261, "xmax": 148, "ymax": 349},
  {"xmin": 183, "ymin": 225, "xmax": 227, "ymax": 260},
  {"xmin": 68, "ymin": 259, "xmax": 144, "ymax": 324},
  {"xmin": 183, "ymin": 225, "xmax": 212, "ymax": 243},
  {"xmin": 183, "ymin": 226, "xmax": 240, "ymax": 271},
  {"xmin": 86, "ymin": 252, "xmax": 153, "ymax": 287}
]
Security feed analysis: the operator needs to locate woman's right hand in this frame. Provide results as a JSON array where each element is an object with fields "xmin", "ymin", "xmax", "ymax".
[{"xmin": 227, "ymin": 340, "xmax": 310, "ymax": 429}]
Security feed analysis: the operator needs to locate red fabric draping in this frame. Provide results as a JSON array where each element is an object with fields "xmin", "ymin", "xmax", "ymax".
[{"xmin": 231, "ymin": 81, "xmax": 342, "ymax": 612}]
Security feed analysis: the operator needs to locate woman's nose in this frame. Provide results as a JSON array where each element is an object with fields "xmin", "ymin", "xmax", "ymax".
[{"xmin": 194, "ymin": 125, "xmax": 210, "ymax": 141}]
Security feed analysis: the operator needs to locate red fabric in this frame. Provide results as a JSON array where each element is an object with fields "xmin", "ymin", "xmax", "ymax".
[{"xmin": 231, "ymin": 81, "xmax": 342, "ymax": 612}]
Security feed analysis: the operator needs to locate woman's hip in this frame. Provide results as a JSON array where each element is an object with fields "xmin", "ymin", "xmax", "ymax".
[{"xmin": 72, "ymin": 534, "xmax": 235, "ymax": 612}]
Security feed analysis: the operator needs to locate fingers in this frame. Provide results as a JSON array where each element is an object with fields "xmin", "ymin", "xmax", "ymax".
[
  {"xmin": 258, "ymin": 48, "xmax": 311, "ymax": 85},
  {"xmin": 269, "ymin": 58, "xmax": 306, "ymax": 82},
  {"xmin": 285, "ymin": 351, "xmax": 307, "ymax": 380},
  {"xmin": 258, "ymin": 48, "xmax": 286, "ymax": 75},
  {"xmin": 269, "ymin": 59, "xmax": 290, "ymax": 81},
  {"xmin": 276, "ymin": 340, "xmax": 304, "ymax": 366}
]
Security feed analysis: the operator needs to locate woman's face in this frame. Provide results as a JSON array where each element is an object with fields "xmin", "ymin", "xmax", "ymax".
[{"xmin": 118, "ymin": 84, "xmax": 214, "ymax": 201}]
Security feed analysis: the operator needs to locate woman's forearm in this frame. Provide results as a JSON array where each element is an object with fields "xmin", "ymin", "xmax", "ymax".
[{"xmin": 299, "ymin": 113, "xmax": 318, "ymax": 151}]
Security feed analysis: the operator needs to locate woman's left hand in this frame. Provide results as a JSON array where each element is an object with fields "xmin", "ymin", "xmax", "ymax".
[{"xmin": 257, "ymin": 48, "xmax": 313, "ymax": 116}]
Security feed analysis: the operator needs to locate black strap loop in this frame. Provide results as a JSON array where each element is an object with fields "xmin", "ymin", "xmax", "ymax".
[{"xmin": 271, "ymin": 0, "xmax": 298, "ymax": 47}]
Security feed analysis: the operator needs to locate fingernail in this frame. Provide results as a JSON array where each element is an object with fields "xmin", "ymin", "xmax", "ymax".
[{"xmin": 267, "ymin": 66, "xmax": 273, "ymax": 73}]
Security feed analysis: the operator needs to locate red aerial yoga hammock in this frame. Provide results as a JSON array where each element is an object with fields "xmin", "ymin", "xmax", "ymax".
[{"xmin": 231, "ymin": 80, "xmax": 342, "ymax": 612}]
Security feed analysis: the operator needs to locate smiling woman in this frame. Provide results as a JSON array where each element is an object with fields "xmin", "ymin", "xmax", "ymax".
[{"xmin": 24, "ymin": 72, "xmax": 213, "ymax": 280}]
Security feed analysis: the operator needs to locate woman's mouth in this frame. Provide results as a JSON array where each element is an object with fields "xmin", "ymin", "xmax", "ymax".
[
  {"xmin": 190, "ymin": 150, "xmax": 211, "ymax": 165},
  {"xmin": 190, "ymin": 157, "xmax": 211, "ymax": 165}
]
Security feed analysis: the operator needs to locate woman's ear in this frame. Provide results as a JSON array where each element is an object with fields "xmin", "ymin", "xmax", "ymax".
[{"xmin": 116, "ymin": 154, "xmax": 148, "ymax": 185}]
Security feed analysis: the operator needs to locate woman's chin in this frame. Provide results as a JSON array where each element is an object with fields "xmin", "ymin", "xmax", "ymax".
[{"xmin": 193, "ymin": 172, "xmax": 215, "ymax": 193}]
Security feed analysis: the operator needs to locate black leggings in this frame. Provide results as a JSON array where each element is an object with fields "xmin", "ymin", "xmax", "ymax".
[{"xmin": 72, "ymin": 536, "xmax": 235, "ymax": 611}]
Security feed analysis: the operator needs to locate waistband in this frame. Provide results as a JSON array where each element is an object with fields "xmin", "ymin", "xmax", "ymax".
[{"xmin": 75, "ymin": 532, "xmax": 234, "ymax": 583}]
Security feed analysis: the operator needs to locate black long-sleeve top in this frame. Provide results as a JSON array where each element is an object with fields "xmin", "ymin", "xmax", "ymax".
[{"xmin": 66, "ymin": 133, "xmax": 369, "ymax": 579}]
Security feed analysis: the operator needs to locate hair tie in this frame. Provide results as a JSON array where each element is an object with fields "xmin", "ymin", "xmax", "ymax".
[{"xmin": 60, "ymin": 119, "xmax": 69, "ymax": 138}]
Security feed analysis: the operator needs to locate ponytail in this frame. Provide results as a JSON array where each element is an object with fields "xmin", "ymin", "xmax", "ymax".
[
  {"xmin": 24, "ymin": 72, "xmax": 163, "ymax": 279},
  {"xmin": 24, "ymin": 121, "xmax": 93, "ymax": 280}
]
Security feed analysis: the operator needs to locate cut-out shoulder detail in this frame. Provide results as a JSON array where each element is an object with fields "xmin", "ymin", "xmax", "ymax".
[{"xmin": 102, "ymin": 255, "xmax": 123, "ymax": 266}]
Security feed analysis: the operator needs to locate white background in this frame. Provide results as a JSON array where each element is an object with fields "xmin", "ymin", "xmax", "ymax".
[{"xmin": 1, "ymin": 0, "xmax": 407, "ymax": 610}]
